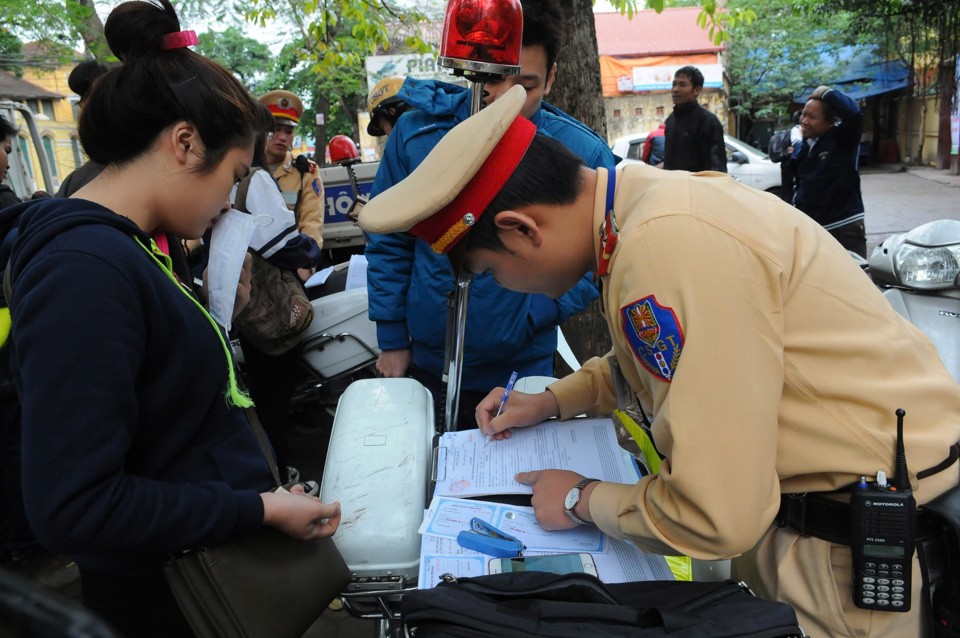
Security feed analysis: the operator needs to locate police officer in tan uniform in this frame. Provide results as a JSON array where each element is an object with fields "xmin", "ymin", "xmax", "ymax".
[
  {"xmin": 358, "ymin": 86, "xmax": 960, "ymax": 638},
  {"xmin": 258, "ymin": 90, "xmax": 325, "ymax": 251}
]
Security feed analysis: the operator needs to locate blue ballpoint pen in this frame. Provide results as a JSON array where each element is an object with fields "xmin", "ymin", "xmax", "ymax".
[{"xmin": 487, "ymin": 371, "xmax": 518, "ymax": 444}]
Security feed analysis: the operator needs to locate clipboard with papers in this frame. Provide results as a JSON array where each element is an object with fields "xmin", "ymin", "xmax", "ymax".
[{"xmin": 420, "ymin": 418, "xmax": 677, "ymax": 588}]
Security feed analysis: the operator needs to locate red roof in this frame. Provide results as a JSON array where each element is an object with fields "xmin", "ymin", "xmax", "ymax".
[{"xmin": 594, "ymin": 7, "xmax": 724, "ymax": 57}]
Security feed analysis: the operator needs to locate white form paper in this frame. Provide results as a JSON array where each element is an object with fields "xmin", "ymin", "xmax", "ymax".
[
  {"xmin": 304, "ymin": 265, "xmax": 335, "ymax": 288},
  {"xmin": 206, "ymin": 209, "xmax": 258, "ymax": 330},
  {"xmin": 434, "ymin": 418, "xmax": 635, "ymax": 497},
  {"xmin": 344, "ymin": 253, "xmax": 368, "ymax": 290}
]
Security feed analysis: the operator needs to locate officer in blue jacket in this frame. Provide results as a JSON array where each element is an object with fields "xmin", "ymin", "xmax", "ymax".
[
  {"xmin": 791, "ymin": 85, "xmax": 866, "ymax": 257},
  {"xmin": 365, "ymin": 0, "xmax": 614, "ymax": 428}
]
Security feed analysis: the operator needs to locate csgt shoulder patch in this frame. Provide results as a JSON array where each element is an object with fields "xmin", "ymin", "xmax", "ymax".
[
  {"xmin": 621, "ymin": 295, "xmax": 683, "ymax": 382},
  {"xmin": 311, "ymin": 179, "xmax": 321, "ymax": 196}
]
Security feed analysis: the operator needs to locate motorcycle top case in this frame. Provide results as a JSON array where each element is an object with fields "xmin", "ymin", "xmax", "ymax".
[
  {"xmin": 320, "ymin": 378, "xmax": 435, "ymax": 586},
  {"xmin": 401, "ymin": 572, "xmax": 806, "ymax": 638},
  {"xmin": 302, "ymin": 288, "xmax": 379, "ymax": 379}
]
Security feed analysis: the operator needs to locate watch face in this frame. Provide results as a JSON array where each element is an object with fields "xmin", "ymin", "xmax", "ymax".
[{"xmin": 564, "ymin": 487, "xmax": 580, "ymax": 511}]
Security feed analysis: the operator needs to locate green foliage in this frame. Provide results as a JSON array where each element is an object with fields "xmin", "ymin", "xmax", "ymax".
[
  {"xmin": 802, "ymin": 0, "xmax": 959, "ymax": 62},
  {"xmin": 255, "ymin": 35, "xmax": 366, "ymax": 142},
  {"xmin": 242, "ymin": 0, "xmax": 434, "ymax": 74},
  {"xmin": 0, "ymin": 0, "xmax": 80, "ymax": 44},
  {"xmin": 0, "ymin": 28, "xmax": 24, "ymax": 77},
  {"xmin": 724, "ymin": 0, "xmax": 866, "ymax": 123},
  {"xmin": 196, "ymin": 27, "xmax": 272, "ymax": 89}
]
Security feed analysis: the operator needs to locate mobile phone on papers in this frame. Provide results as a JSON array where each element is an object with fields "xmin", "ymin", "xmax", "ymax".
[{"xmin": 487, "ymin": 553, "xmax": 598, "ymax": 577}]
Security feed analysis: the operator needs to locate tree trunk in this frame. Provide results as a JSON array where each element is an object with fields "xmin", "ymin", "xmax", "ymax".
[
  {"xmin": 550, "ymin": 0, "xmax": 613, "ymax": 371},
  {"xmin": 551, "ymin": 0, "xmax": 607, "ymax": 136},
  {"xmin": 71, "ymin": 0, "xmax": 109, "ymax": 61},
  {"xmin": 314, "ymin": 94, "xmax": 330, "ymax": 164}
]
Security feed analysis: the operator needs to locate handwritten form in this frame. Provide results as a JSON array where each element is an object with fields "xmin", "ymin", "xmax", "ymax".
[
  {"xmin": 434, "ymin": 418, "xmax": 635, "ymax": 498},
  {"xmin": 419, "ymin": 418, "xmax": 675, "ymax": 589}
]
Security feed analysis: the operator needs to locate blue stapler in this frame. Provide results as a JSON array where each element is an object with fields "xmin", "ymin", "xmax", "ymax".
[{"xmin": 456, "ymin": 518, "xmax": 525, "ymax": 558}]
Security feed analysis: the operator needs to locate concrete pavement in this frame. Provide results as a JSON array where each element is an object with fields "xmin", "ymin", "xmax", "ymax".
[{"xmin": 862, "ymin": 164, "xmax": 960, "ymax": 254}]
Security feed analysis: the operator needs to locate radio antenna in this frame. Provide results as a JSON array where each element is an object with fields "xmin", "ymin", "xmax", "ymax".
[{"xmin": 893, "ymin": 408, "xmax": 911, "ymax": 491}]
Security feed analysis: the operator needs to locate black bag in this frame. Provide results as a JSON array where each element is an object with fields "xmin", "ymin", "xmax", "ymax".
[
  {"xmin": 164, "ymin": 407, "xmax": 351, "ymax": 638},
  {"xmin": 767, "ymin": 129, "xmax": 792, "ymax": 164},
  {"xmin": 401, "ymin": 572, "xmax": 806, "ymax": 638},
  {"xmin": 918, "ymin": 484, "xmax": 960, "ymax": 637}
]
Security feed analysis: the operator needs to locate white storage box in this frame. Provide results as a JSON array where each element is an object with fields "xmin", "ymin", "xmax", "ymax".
[
  {"xmin": 302, "ymin": 288, "xmax": 379, "ymax": 378},
  {"xmin": 321, "ymin": 378, "xmax": 435, "ymax": 588}
]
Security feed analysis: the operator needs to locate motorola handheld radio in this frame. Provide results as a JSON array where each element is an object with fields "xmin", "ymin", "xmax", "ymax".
[{"xmin": 850, "ymin": 409, "xmax": 916, "ymax": 612}]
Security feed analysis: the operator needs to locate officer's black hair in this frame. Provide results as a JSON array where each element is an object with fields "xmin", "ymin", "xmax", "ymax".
[
  {"xmin": 0, "ymin": 114, "xmax": 16, "ymax": 141},
  {"xmin": 675, "ymin": 65, "xmax": 704, "ymax": 89},
  {"xmin": 521, "ymin": 0, "xmax": 565, "ymax": 72},
  {"xmin": 67, "ymin": 60, "xmax": 109, "ymax": 102},
  {"xmin": 79, "ymin": 0, "xmax": 261, "ymax": 173},
  {"xmin": 467, "ymin": 134, "xmax": 584, "ymax": 252}
]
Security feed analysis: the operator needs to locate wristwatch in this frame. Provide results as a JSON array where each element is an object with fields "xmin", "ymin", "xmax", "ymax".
[{"xmin": 564, "ymin": 478, "xmax": 600, "ymax": 526}]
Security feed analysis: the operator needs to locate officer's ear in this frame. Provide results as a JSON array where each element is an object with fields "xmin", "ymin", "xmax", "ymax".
[{"xmin": 493, "ymin": 210, "xmax": 543, "ymax": 249}]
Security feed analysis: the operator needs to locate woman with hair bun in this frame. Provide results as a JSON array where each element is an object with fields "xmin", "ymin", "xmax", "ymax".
[{"xmin": 2, "ymin": 1, "xmax": 341, "ymax": 635}]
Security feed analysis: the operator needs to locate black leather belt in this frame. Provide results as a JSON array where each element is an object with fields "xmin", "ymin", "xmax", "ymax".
[
  {"xmin": 776, "ymin": 493, "xmax": 943, "ymax": 545},
  {"xmin": 776, "ymin": 444, "xmax": 959, "ymax": 546}
]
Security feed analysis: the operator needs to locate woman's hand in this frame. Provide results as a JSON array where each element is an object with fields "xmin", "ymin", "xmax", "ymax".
[
  {"xmin": 261, "ymin": 486, "xmax": 341, "ymax": 540},
  {"xmin": 475, "ymin": 389, "xmax": 561, "ymax": 440}
]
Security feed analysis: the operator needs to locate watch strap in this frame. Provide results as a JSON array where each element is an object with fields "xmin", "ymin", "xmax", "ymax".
[{"xmin": 565, "ymin": 478, "xmax": 600, "ymax": 526}]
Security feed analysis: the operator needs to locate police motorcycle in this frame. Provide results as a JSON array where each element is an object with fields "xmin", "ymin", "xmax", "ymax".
[{"xmin": 868, "ymin": 219, "xmax": 960, "ymax": 383}]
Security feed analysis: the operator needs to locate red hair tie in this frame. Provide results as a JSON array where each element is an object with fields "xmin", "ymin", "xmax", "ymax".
[{"xmin": 160, "ymin": 30, "xmax": 198, "ymax": 51}]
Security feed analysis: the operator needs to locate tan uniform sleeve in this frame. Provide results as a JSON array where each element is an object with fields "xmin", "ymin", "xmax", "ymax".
[
  {"xmin": 547, "ymin": 353, "xmax": 618, "ymax": 419},
  {"xmin": 296, "ymin": 175, "xmax": 325, "ymax": 249},
  {"xmin": 588, "ymin": 214, "xmax": 784, "ymax": 560}
]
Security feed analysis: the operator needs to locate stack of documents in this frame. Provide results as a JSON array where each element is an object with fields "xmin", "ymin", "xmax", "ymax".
[{"xmin": 418, "ymin": 418, "xmax": 675, "ymax": 588}]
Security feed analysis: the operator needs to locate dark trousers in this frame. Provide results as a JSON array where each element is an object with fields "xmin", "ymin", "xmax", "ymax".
[
  {"xmin": 828, "ymin": 219, "xmax": 867, "ymax": 258},
  {"xmin": 80, "ymin": 568, "xmax": 195, "ymax": 638},
  {"xmin": 409, "ymin": 367, "xmax": 487, "ymax": 432},
  {"xmin": 240, "ymin": 339, "xmax": 305, "ymax": 474}
]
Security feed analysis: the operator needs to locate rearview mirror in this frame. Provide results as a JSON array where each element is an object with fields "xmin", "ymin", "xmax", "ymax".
[{"xmin": 730, "ymin": 151, "xmax": 748, "ymax": 164}]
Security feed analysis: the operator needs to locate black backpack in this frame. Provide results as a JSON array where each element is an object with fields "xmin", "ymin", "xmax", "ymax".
[
  {"xmin": 401, "ymin": 572, "xmax": 806, "ymax": 638},
  {"xmin": 767, "ymin": 129, "xmax": 792, "ymax": 164}
]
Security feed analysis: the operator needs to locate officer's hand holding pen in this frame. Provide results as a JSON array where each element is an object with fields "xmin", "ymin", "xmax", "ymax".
[{"xmin": 476, "ymin": 389, "xmax": 562, "ymax": 439}]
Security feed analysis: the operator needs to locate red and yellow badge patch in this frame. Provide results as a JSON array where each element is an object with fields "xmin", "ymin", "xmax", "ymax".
[{"xmin": 621, "ymin": 295, "xmax": 683, "ymax": 382}]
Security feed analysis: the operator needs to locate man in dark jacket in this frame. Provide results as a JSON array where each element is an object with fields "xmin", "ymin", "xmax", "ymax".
[{"xmin": 663, "ymin": 66, "xmax": 726, "ymax": 173}]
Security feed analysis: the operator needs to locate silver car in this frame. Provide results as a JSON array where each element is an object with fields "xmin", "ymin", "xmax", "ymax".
[{"xmin": 611, "ymin": 133, "xmax": 783, "ymax": 197}]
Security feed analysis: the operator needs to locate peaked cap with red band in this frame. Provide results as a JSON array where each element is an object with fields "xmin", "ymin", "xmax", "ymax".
[
  {"xmin": 258, "ymin": 90, "xmax": 303, "ymax": 127},
  {"xmin": 358, "ymin": 84, "xmax": 534, "ymax": 254}
]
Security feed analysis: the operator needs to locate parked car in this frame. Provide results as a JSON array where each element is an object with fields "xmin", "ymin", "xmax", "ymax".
[{"xmin": 611, "ymin": 132, "xmax": 783, "ymax": 197}]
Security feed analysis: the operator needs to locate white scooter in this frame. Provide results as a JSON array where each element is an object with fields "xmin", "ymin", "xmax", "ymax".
[{"xmin": 868, "ymin": 218, "xmax": 960, "ymax": 382}]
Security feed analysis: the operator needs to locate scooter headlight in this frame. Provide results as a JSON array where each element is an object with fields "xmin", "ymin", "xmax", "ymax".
[{"xmin": 894, "ymin": 244, "xmax": 960, "ymax": 290}]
